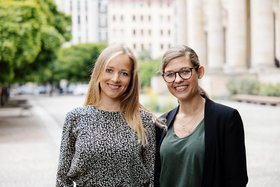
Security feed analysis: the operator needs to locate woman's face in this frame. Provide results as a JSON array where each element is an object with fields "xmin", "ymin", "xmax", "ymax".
[
  {"xmin": 163, "ymin": 55, "xmax": 201, "ymax": 101},
  {"xmin": 99, "ymin": 53, "xmax": 132, "ymax": 103}
]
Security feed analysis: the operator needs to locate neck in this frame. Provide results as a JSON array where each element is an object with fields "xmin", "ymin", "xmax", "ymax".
[
  {"xmin": 178, "ymin": 95, "xmax": 205, "ymax": 115},
  {"xmin": 97, "ymin": 98, "xmax": 122, "ymax": 112}
]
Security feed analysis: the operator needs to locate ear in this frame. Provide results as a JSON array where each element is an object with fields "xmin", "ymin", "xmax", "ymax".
[{"xmin": 197, "ymin": 65, "xmax": 205, "ymax": 79}]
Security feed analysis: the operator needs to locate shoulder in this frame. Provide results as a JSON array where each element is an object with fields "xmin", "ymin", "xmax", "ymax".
[
  {"xmin": 140, "ymin": 108, "xmax": 156, "ymax": 128},
  {"xmin": 206, "ymin": 98, "xmax": 237, "ymax": 113},
  {"xmin": 66, "ymin": 106, "xmax": 86, "ymax": 117},
  {"xmin": 65, "ymin": 106, "xmax": 97, "ymax": 121},
  {"xmin": 140, "ymin": 108, "xmax": 154, "ymax": 120},
  {"xmin": 205, "ymin": 98, "xmax": 241, "ymax": 122}
]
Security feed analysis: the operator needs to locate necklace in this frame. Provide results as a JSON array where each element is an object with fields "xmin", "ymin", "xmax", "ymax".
[
  {"xmin": 174, "ymin": 103, "xmax": 205, "ymax": 137},
  {"xmin": 178, "ymin": 109, "xmax": 203, "ymax": 132}
]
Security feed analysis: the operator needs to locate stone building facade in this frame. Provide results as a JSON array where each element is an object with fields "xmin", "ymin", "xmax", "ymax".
[
  {"xmin": 174, "ymin": 0, "xmax": 280, "ymax": 97},
  {"xmin": 54, "ymin": 0, "xmax": 280, "ymax": 97}
]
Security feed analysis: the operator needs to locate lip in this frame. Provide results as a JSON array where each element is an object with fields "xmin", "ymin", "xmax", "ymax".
[
  {"xmin": 174, "ymin": 84, "xmax": 188, "ymax": 91},
  {"xmin": 107, "ymin": 83, "xmax": 121, "ymax": 89}
]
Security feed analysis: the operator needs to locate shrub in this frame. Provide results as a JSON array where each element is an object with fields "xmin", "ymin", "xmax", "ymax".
[{"xmin": 227, "ymin": 79, "xmax": 280, "ymax": 96}]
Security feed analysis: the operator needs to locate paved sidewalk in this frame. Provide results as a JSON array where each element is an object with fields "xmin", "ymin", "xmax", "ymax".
[
  {"xmin": 1, "ymin": 95, "xmax": 280, "ymax": 187},
  {"xmin": 0, "ymin": 96, "xmax": 61, "ymax": 187}
]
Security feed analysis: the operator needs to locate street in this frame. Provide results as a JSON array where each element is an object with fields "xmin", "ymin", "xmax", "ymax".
[{"xmin": 0, "ymin": 94, "xmax": 280, "ymax": 186}]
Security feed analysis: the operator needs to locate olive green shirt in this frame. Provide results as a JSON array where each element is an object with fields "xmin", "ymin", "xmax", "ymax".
[{"xmin": 160, "ymin": 120, "xmax": 205, "ymax": 187}]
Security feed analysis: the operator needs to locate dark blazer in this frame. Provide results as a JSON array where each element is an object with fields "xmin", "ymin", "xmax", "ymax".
[{"xmin": 155, "ymin": 97, "xmax": 248, "ymax": 187}]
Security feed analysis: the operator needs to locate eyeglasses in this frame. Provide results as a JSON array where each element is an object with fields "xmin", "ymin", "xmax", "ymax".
[{"xmin": 162, "ymin": 67, "xmax": 193, "ymax": 83}]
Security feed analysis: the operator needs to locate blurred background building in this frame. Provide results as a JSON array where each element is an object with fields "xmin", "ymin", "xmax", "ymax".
[
  {"xmin": 54, "ymin": 0, "xmax": 108, "ymax": 44},
  {"xmin": 54, "ymin": 0, "xmax": 175, "ymax": 58},
  {"xmin": 107, "ymin": 0, "xmax": 175, "ymax": 58},
  {"xmin": 54, "ymin": 0, "xmax": 280, "ymax": 97}
]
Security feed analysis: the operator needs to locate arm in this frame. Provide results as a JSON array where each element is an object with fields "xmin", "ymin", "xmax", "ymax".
[
  {"xmin": 224, "ymin": 109, "xmax": 248, "ymax": 187},
  {"xmin": 142, "ymin": 116, "xmax": 156, "ymax": 187},
  {"xmin": 56, "ymin": 112, "xmax": 77, "ymax": 187}
]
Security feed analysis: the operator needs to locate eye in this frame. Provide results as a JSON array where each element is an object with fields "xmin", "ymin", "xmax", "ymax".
[
  {"xmin": 105, "ymin": 68, "xmax": 113, "ymax": 73},
  {"xmin": 165, "ymin": 72, "xmax": 175, "ymax": 78},
  {"xmin": 120, "ymin": 71, "xmax": 129, "ymax": 77},
  {"xmin": 180, "ymin": 69, "xmax": 191, "ymax": 75}
]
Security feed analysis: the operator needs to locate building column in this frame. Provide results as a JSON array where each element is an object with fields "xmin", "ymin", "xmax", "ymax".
[
  {"xmin": 224, "ymin": 0, "xmax": 248, "ymax": 73},
  {"xmin": 174, "ymin": 0, "xmax": 188, "ymax": 45},
  {"xmin": 72, "ymin": 0, "xmax": 79, "ymax": 44},
  {"xmin": 276, "ymin": 0, "xmax": 280, "ymax": 65},
  {"xmin": 187, "ymin": 0, "xmax": 207, "ymax": 65},
  {"xmin": 251, "ymin": 0, "xmax": 274, "ymax": 71},
  {"xmin": 205, "ymin": 0, "xmax": 224, "ymax": 72},
  {"xmin": 87, "ymin": 0, "xmax": 99, "ymax": 43}
]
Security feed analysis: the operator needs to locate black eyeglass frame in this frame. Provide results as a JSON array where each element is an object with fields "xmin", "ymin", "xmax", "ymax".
[{"xmin": 162, "ymin": 67, "xmax": 194, "ymax": 83}]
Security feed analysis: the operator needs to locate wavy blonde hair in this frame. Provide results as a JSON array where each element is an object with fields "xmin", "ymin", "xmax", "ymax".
[{"xmin": 84, "ymin": 44, "xmax": 148, "ymax": 145}]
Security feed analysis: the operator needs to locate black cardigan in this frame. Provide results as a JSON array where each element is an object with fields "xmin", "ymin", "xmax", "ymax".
[{"xmin": 155, "ymin": 97, "xmax": 248, "ymax": 187}]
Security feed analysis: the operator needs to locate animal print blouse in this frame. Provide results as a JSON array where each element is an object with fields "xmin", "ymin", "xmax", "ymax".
[{"xmin": 56, "ymin": 106, "xmax": 156, "ymax": 187}]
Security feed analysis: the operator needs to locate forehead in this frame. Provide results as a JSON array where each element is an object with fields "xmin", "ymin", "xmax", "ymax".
[
  {"xmin": 165, "ymin": 56, "xmax": 191, "ymax": 71},
  {"xmin": 106, "ymin": 53, "xmax": 132, "ymax": 70}
]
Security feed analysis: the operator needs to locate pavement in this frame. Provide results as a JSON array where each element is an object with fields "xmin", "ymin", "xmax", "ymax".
[
  {"xmin": 0, "ymin": 96, "xmax": 61, "ymax": 187},
  {"xmin": 0, "ymin": 94, "xmax": 280, "ymax": 187}
]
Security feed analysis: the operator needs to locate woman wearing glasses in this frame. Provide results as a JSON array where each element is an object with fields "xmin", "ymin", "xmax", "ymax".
[{"xmin": 155, "ymin": 45, "xmax": 248, "ymax": 187}]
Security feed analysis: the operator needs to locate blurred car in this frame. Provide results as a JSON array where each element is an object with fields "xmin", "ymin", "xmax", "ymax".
[{"xmin": 73, "ymin": 84, "xmax": 88, "ymax": 95}]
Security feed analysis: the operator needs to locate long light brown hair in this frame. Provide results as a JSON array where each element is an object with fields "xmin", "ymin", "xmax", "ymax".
[{"xmin": 84, "ymin": 44, "xmax": 148, "ymax": 145}]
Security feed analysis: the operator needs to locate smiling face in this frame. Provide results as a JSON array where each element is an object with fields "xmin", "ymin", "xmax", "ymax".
[
  {"xmin": 163, "ymin": 55, "xmax": 203, "ymax": 102},
  {"xmin": 99, "ymin": 53, "xmax": 132, "ymax": 103}
]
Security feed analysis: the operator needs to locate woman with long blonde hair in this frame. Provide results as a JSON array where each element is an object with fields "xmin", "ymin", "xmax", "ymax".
[{"xmin": 56, "ymin": 44, "xmax": 156, "ymax": 187}]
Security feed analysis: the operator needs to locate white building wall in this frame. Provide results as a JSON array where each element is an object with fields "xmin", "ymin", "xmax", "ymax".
[
  {"xmin": 54, "ymin": 0, "xmax": 106, "ymax": 45},
  {"xmin": 87, "ymin": 0, "xmax": 99, "ymax": 43},
  {"xmin": 108, "ymin": 0, "xmax": 176, "ymax": 59}
]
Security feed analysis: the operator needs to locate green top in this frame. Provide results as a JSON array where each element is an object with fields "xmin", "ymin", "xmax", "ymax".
[{"xmin": 160, "ymin": 120, "xmax": 205, "ymax": 187}]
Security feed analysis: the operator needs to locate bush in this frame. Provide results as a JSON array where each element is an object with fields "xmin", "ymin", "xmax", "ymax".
[
  {"xmin": 259, "ymin": 83, "xmax": 280, "ymax": 96},
  {"xmin": 227, "ymin": 79, "xmax": 280, "ymax": 96},
  {"xmin": 141, "ymin": 89, "xmax": 177, "ymax": 113}
]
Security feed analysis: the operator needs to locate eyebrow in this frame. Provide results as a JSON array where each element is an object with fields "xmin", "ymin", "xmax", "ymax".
[
  {"xmin": 165, "ymin": 67, "xmax": 192, "ymax": 72},
  {"xmin": 106, "ymin": 66, "xmax": 130, "ymax": 72}
]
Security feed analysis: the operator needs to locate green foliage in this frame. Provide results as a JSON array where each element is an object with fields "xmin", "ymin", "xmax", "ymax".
[
  {"xmin": 0, "ymin": 0, "xmax": 43, "ymax": 84},
  {"xmin": 41, "ymin": 26, "xmax": 65, "ymax": 50},
  {"xmin": 138, "ymin": 59, "xmax": 161, "ymax": 89},
  {"xmin": 56, "ymin": 43, "xmax": 107, "ymax": 83},
  {"xmin": 142, "ymin": 89, "xmax": 177, "ymax": 113},
  {"xmin": 227, "ymin": 79, "xmax": 280, "ymax": 96},
  {"xmin": 259, "ymin": 83, "xmax": 280, "ymax": 96},
  {"xmin": 0, "ymin": 0, "xmax": 71, "ymax": 85},
  {"xmin": 138, "ymin": 49, "xmax": 152, "ymax": 61},
  {"xmin": 143, "ymin": 89, "xmax": 160, "ymax": 112},
  {"xmin": 227, "ymin": 79, "xmax": 260, "ymax": 95},
  {"xmin": 38, "ymin": 0, "xmax": 71, "ymax": 41}
]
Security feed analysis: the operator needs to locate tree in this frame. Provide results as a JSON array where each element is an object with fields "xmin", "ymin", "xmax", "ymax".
[
  {"xmin": 138, "ymin": 59, "xmax": 161, "ymax": 89},
  {"xmin": 0, "ymin": 0, "xmax": 71, "ymax": 85},
  {"xmin": 56, "ymin": 43, "xmax": 107, "ymax": 83}
]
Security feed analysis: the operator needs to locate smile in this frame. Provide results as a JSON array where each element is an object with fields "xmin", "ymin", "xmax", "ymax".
[
  {"xmin": 174, "ymin": 85, "xmax": 188, "ymax": 91},
  {"xmin": 108, "ymin": 83, "xmax": 121, "ymax": 89}
]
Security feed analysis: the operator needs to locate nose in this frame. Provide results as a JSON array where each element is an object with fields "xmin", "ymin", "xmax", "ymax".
[
  {"xmin": 111, "ymin": 72, "xmax": 120, "ymax": 82},
  {"xmin": 174, "ymin": 72, "xmax": 183, "ymax": 83}
]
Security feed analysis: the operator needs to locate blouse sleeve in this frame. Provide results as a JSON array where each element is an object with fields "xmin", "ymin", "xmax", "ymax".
[
  {"xmin": 142, "ymin": 114, "xmax": 156, "ymax": 187},
  {"xmin": 56, "ymin": 112, "xmax": 77, "ymax": 187},
  {"xmin": 224, "ymin": 109, "xmax": 248, "ymax": 186}
]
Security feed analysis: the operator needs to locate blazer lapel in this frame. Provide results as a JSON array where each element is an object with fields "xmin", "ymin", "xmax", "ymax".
[{"xmin": 159, "ymin": 106, "xmax": 179, "ymax": 143}]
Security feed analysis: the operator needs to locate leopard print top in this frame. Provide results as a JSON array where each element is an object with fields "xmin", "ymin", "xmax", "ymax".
[{"xmin": 56, "ymin": 106, "xmax": 156, "ymax": 187}]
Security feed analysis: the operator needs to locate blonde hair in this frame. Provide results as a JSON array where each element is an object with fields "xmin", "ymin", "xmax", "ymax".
[
  {"xmin": 84, "ymin": 44, "xmax": 148, "ymax": 145},
  {"xmin": 161, "ymin": 45, "xmax": 208, "ymax": 97}
]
